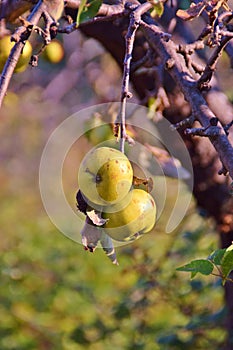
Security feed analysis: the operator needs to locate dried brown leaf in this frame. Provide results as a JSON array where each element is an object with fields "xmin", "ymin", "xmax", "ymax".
[
  {"xmin": 76, "ymin": 190, "xmax": 88, "ymax": 214},
  {"xmin": 86, "ymin": 209, "xmax": 108, "ymax": 226},
  {"xmin": 133, "ymin": 175, "xmax": 153, "ymax": 193},
  {"xmin": 176, "ymin": 2, "xmax": 206, "ymax": 21},
  {"xmin": 80, "ymin": 220, "xmax": 102, "ymax": 252},
  {"xmin": 100, "ymin": 231, "xmax": 119, "ymax": 265},
  {"xmin": 144, "ymin": 143, "xmax": 191, "ymax": 179}
]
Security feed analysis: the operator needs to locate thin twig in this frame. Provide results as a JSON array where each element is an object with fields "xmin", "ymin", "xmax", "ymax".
[
  {"xmin": 191, "ymin": 0, "xmax": 233, "ymax": 67},
  {"xmin": 129, "ymin": 46, "xmax": 155, "ymax": 72},
  {"xmin": 211, "ymin": 272, "xmax": 233, "ymax": 284},
  {"xmin": 115, "ymin": 1, "xmax": 152, "ymax": 153},
  {"xmin": 59, "ymin": 11, "xmax": 126, "ymax": 34},
  {"xmin": 198, "ymin": 35, "xmax": 233, "ymax": 90},
  {"xmin": 0, "ymin": 0, "xmax": 44, "ymax": 108},
  {"xmin": 220, "ymin": 30, "xmax": 233, "ymax": 38},
  {"xmin": 118, "ymin": 14, "xmax": 139, "ymax": 153},
  {"xmin": 176, "ymin": 41, "xmax": 205, "ymax": 74},
  {"xmin": 65, "ymin": 0, "xmax": 124, "ymax": 16},
  {"xmin": 41, "ymin": 10, "xmax": 56, "ymax": 43},
  {"xmin": 60, "ymin": 0, "xmax": 129, "ymax": 34},
  {"xmin": 224, "ymin": 120, "xmax": 233, "ymax": 136},
  {"xmin": 170, "ymin": 115, "xmax": 196, "ymax": 131},
  {"xmin": 177, "ymin": 41, "xmax": 205, "ymax": 55},
  {"xmin": 185, "ymin": 126, "xmax": 220, "ymax": 137}
]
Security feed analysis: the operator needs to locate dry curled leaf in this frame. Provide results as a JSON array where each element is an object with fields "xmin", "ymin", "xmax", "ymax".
[
  {"xmin": 145, "ymin": 143, "xmax": 191, "ymax": 179},
  {"xmin": 125, "ymin": 133, "xmax": 135, "ymax": 146},
  {"xmin": 86, "ymin": 209, "xmax": 108, "ymax": 226},
  {"xmin": 80, "ymin": 218, "xmax": 102, "ymax": 252},
  {"xmin": 100, "ymin": 231, "xmax": 119, "ymax": 265},
  {"xmin": 176, "ymin": 2, "xmax": 206, "ymax": 21},
  {"xmin": 133, "ymin": 175, "xmax": 153, "ymax": 193},
  {"xmin": 113, "ymin": 123, "xmax": 136, "ymax": 145},
  {"xmin": 76, "ymin": 189, "xmax": 88, "ymax": 214}
]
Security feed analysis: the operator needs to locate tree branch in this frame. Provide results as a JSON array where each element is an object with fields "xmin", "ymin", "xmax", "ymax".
[
  {"xmin": 65, "ymin": 0, "xmax": 124, "ymax": 16},
  {"xmin": 0, "ymin": 0, "xmax": 45, "ymax": 108},
  {"xmin": 140, "ymin": 21, "xmax": 233, "ymax": 181}
]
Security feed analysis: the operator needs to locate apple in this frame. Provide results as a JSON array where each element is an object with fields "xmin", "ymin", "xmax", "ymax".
[
  {"xmin": 102, "ymin": 189, "xmax": 156, "ymax": 242},
  {"xmin": 42, "ymin": 40, "xmax": 64, "ymax": 64},
  {"xmin": 84, "ymin": 115, "xmax": 113, "ymax": 146},
  {"xmin": 78, "ymin": 147, "xmax": 133, "ymax": 206},
  {"xmin": 0, "ymin": 35, "xmax": 32, "ymax": 73}
]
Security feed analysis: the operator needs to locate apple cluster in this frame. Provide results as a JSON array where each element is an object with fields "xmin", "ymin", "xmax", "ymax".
[{"xmin": 77, "ymin": 147, "xmax": 156, "ymax": 242}]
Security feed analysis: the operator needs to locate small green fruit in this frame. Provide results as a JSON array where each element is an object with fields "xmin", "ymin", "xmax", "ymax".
[
  {"xmin": 103, "ymin": 189, "xmax": 156, "ymax": 241},
  {"xmin": 78, "ymin": 147, "xmax": 133, "ymax": 206},
  {"xmin": 43, "ymin": 40, "xmax": 64, "ymax": 64},
  {"xmin": 0, "ymin": 35, "xmax": 32, "ymax": 73},
  {"xmin": 84, "ymin": 116, "xmax": 113, "ymax": 146}
]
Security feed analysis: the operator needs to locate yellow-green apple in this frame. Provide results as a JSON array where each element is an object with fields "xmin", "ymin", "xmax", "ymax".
[
  {"xmin": 78, "ymin": 147, "xmax": 133, "ymax": 206},
  {"xmin": 103, "ymin": 189, "xmax": 156, "ymax": 241}
]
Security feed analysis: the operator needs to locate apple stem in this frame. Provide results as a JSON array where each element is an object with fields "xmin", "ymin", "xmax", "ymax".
[
  {"xmin": 119, "ymin": 100, "xmax": 127, "ymax": 154},
  {"xmin": 85, "ymin": 168, "xmax": 100, "ymax": 183}
]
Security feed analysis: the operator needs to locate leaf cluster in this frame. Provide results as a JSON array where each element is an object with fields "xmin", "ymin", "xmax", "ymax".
[{"xmin": 177, "ymin": 243, "xmax": 233, "ymax": 284}]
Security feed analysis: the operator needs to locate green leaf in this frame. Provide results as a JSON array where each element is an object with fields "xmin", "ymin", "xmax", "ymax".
[
  {"xmin": 226, "ymin": 243, "xmax": 233, "ymax": 252},
  {"xmin": 150, "ymin": 2, "xmax": 164, "ymax": 18},
  {"xmin": 191, "ymin": 270, "xmax": 198, "ymax": 279},
  {"xmin": 208, "ymin": 249, "xmax": 226, "ymax": 265},
  {"xmin": 221, "ymin": 250, "xmax": 233, "ymax": 280},
  {"xmin": 81, "ymin": 0, "xmax": 102, "ymax": 23},
  {"xmin": 147, "ymin": 96, "xmax": 157, "ymax": 119},
  {"xmin": 76, "ymin": 0, "xmax": 88, "ymax": 27},
  {"xmin": 177, "ymin": 259, "xmax": 214, "ymax": 278}
]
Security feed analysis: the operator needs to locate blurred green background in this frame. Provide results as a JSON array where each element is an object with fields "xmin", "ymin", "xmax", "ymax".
[{"xmin": 0, "ymin": 27, "xmax": 231, "ymax": 349}]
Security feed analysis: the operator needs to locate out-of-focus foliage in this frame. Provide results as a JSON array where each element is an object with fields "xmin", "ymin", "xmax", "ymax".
[
  {"xmin": 0, "ymin": 29, "xmax": 231, "ymax": 349},
  {"xmin": 0, "ymin": 90, "xmax": 226, "ymax": 350}
]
